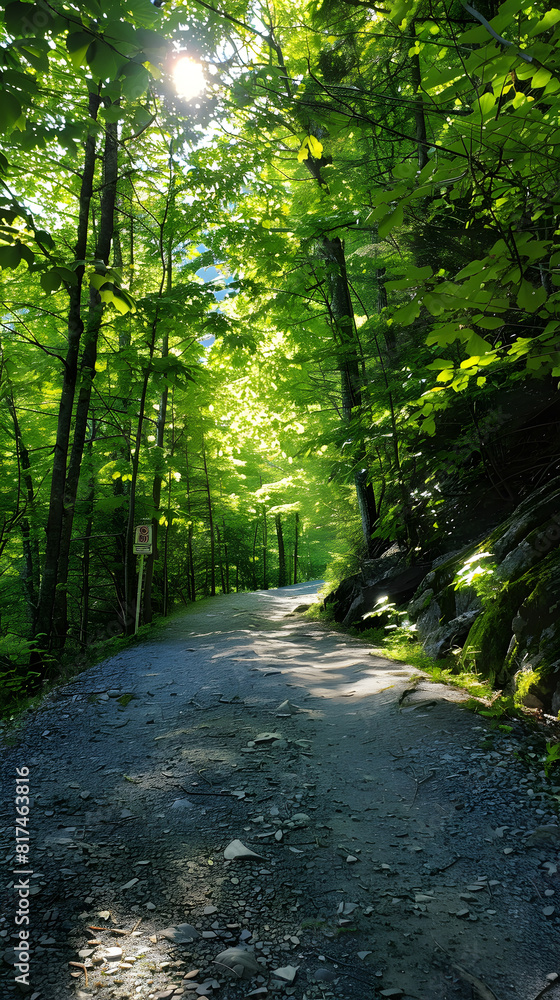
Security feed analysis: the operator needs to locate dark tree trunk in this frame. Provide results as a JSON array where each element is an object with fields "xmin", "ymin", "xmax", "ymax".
[
  {"xmin": 79, "ymin": 436, "xmax": 95, "ymax": 647},
  {"xmin": 8, "ymin": 395, "xmax": 39, "ymax": 626},
  {"xmin": 201, "ymin": 434, "xmax": 216, "ymax": 597},
  {"xmin": 275, "ymin": 514, "xmax": 287, "ymax": 587},
  {"xmin": 33, "ymin": 89, "xmax": 101, "ymax": 658},
  {"xmin": 262, "ymin": 505, "xmax": 268, "ymax": 589},
  {"xmin": 53, "ymin": 114, "xmax": 119, "ymax": 646},
  {"xmin": 322, "ymin": 236, "xmax": 380, "ymax": 557},
  {"xmin": 188, "ymin": 523, "xmax": 195, "ymax": 601},
  {"xmin": 251, "ymin": 519, "xmax": 259, "ymax": 590},
  {"xmin": 410, "ymin": 21, "xmax": 429, "ymax": 171},
  {"xmin": 293, "ymin": 511, "xmax": 299, "ymax": 585}
]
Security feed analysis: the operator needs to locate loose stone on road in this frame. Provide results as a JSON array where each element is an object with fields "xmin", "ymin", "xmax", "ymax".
[{"xmin": 1, "ymin": 582, "xmax": 559, "ymax": 1000}]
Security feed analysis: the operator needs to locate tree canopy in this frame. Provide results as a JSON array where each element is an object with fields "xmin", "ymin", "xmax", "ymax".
[{"xmin": 1, "ymin": 0, "xmax": 560, "ymax": 696}]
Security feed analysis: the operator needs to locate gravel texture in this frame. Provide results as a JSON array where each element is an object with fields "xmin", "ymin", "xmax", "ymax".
[{"xmin": 1, "ymin": 581, "xmax": 559, "ymax": 1000}]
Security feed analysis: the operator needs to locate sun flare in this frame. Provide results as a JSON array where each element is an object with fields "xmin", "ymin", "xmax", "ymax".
[{"xmin": 173, "ymin": 57, "xmax": 206, "ymax": 100}]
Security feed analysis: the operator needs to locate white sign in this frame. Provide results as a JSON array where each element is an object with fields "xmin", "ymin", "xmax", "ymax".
[{"xmin": 134, "ymin": 524, "xmax": 152, "ymax": 554}]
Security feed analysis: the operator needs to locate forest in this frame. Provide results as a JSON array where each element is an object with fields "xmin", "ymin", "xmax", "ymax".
[{"xmin": 1, "ymin": 0, "xmax": 560, "ymax": 710}]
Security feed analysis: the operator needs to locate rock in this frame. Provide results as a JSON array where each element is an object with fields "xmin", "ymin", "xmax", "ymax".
[
  {"xmin": 160, "ymin": 924, "xmax": 200, "ymax": 943},
  {"xmin": 341, "ymin": 563, "xmax": 432, "ymax": 627},
  {"xmin": 323, "ymin": 550, "xmax": 410, "ymax": 623},
  {"xmin": 313, "ymin": 968, "xmax": 336, "ymax": 982},
  {"xmin": 421, "ymin": 610, "xmax": 481, "ymax": 659},
  {"xmin": 524, "ymin": 825, "xmax": 560, "ymax": 847},
  {"xmin": 104, "ymin": 947, "xmax": 122, "ymax": 961}
]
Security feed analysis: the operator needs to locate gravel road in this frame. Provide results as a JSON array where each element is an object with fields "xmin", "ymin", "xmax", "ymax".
[{"xmin": 1, "ymin": 582, "xmax": 559, "ymax": 1000}]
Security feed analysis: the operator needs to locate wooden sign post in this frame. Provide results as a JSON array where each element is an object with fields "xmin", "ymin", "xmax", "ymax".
[{"xmin": 133, "ymin": 525, "xmax": 153, "ymax": 633}]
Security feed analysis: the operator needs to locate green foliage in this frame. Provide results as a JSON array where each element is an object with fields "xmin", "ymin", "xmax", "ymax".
[
  {"xmin": 2, "ymin": 0, "xmax": 560, "ymax": 696},
  {"xmin": 544, "ymin": 742, "xmax": 560, "ymax": 779}
]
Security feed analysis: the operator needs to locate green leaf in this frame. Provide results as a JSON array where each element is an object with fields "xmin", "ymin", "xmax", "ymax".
[
  {"xmin": 464, "ymin": 331, "xmax": 493, "ymax": 356},
  {"xmin": 473, "ymin": 316, "xmax": 503, "ymax": 330},
  {"xmin": 393, "ymin": 298, "xmax": 420, "ymax": 326},
  {"xmin": 0, "ymin": 92, "xmax": 23, "ymax": 132},
  {"xmin": 531, "ymin": 67, "xmax": 552, "ymax": 88},
  {"xmin": 517, "ymin": 280, "xmax": 547, "ymax": 314},
  {"xmin": 0, "ymin": 243, "xmax": 22, "ymax": 268},
  {"xmin": 529, "ymin": 9, "xmax": 560, "ymax": 35},
  {"xmin": 378, "ymin": 204, "xmax": 403, "ymax": 240},
  {"xmin": 66, "ymin": 31, "xmax": 93, "ymax": 68},
  {"xmin": 119, "ymin": 61, "xmax": 150, "ymax": 100},
  {"xmin": 86, "ymin": 40, "xmax": 119, "ymax": 80},
  {"xmin": 40, "ymin": 269, "xmax": 62, "ymax": 293},
  {"xmin": 98, "ymin": 282, "xmax": 135, "ymax": 314},
  {"xmin": 426, "ymin": 358, "xmax": 453, "ymax": 370},
  {"xmin": 4, "ymin": 2, "xmax": 38, "ymax": 35}
]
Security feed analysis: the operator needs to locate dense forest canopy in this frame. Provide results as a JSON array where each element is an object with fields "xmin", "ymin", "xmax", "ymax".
[{"xmin": 1, "ymin": 0, "xmax": 560, "ymax": 694}]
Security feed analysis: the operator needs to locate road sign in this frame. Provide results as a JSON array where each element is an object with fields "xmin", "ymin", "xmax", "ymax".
[{"xmin": 134, "ymin": 524, "xmax": 153, "ymax": 554}]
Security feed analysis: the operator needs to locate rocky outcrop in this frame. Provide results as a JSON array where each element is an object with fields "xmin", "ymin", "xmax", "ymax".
[
  {"xmin": 324, "ymin": 548, "xmax": 431, "ymax": 627},
  {"xmin": 324, "ymin": 476, "xmax": 560, "ymax": 715},
  {"xmin": 409, "ymin": 477, "xmax": 560, "ymax": 713}
]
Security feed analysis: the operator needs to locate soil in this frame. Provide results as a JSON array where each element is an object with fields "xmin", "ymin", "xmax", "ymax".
[{"xmin": 1, "ymin": 582, "xmax": 560, "ymax": 1000}]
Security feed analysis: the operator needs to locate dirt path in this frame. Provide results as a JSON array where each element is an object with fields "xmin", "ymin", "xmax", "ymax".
[{"xmin": 1, "ymin": 582, "xmax": 559, "ymax": 1000}]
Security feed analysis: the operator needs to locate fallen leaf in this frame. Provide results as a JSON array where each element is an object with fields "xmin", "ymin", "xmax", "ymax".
[
  {"xmin": 224, "ymin": 840, "xmax": 264, "ymax": 860},
  {"xmin": 213, "ymin": 947, "xmax": 260, "ymax": 979},
  {"xmin": 160, "ymin": 924, "xmax": 200, "ymax": 944},
  {"xmin": 253, "ymin": 732, "xmax": 283, "ymax": 744}
]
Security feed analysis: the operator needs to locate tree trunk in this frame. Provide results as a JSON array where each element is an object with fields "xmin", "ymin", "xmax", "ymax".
[
  {"xmin": 410, "ymin": 21, "xmax": 429, "ymax": 171},
  {"xmin": 201, "ymin": 433, "xmax": 216, "ymax": 596},
  {"xmin": 52, "ymin": 114, "xmax": 119, "ymax": 646},
  {"xmin": 275, "ymin": 514, "xmax": 287, "ymax": 587},
  {"xmin": 144, "ymin": 372, "xmax": 168, "ymax": 622},
  {"xmin": 33, "ymin": 89, "xmax": 101, "ymax": 658},
  {"xmin": 222, "ymin": 518, "xmax": 230, "ymax": 593},
  {"xmin": 293, "ymin": 511, "xmax": 299, "ymax": 585},
  {"xmin": 251, "ymin": 519, "xmax": 259, "ymax": 590},
  {"xmin": 144, "ymin": 150, "xmax": 175, "ymax": 621},
  {"xmin": 79, "ymin": 435, "xmax": 95, "ymax": 647},
  {"xmin": 322, "ymin": 236, "xmax": 380, "ymax": 556},
  {"xmin": 216, "ymin": 524, "xmax": 226, "ymax": 593},
  {"xmin": 187, "ymin": 522, "xmax": 195, "ymax": 601},
  {"xmin": 8, "ymin": 395, "xmax": 39, "ymax": 626},
  {"xmin": 262, "ymin": 504, "xmax": 268, "ymax": 590}
]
